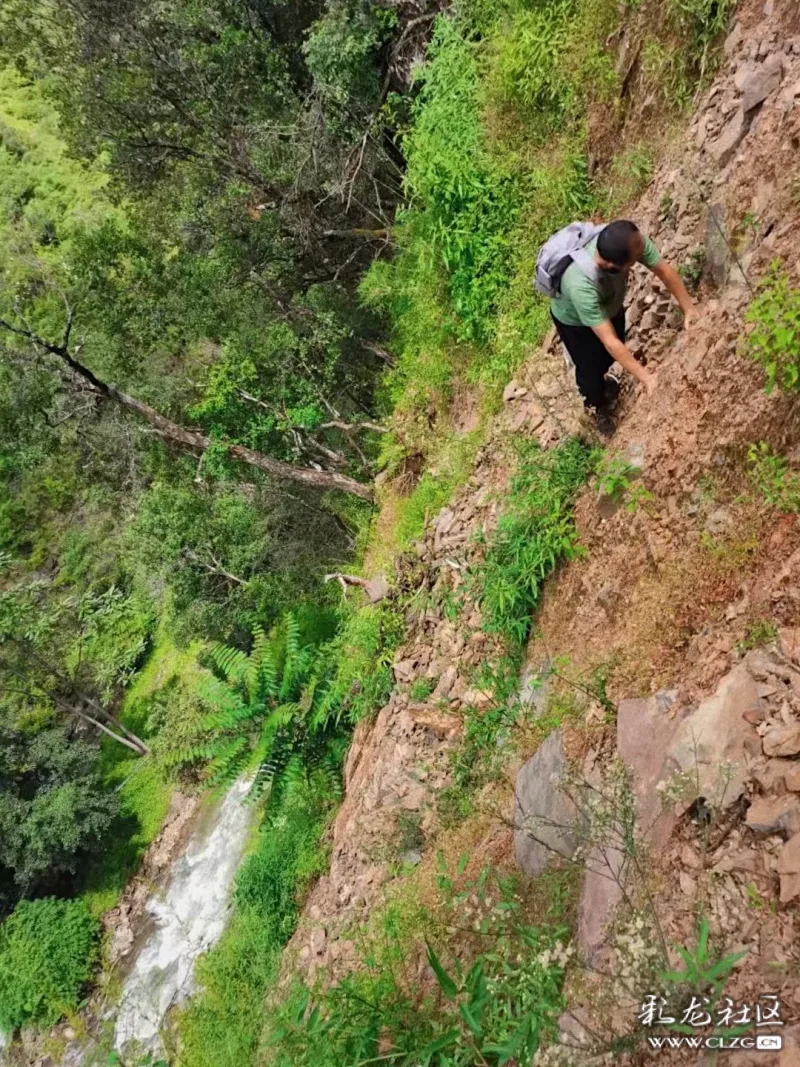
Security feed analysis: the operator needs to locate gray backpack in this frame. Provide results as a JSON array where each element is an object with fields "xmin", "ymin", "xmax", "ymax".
[{"xmin": 534, "ymin": 221, "xmax": 604, "ymax": 298}]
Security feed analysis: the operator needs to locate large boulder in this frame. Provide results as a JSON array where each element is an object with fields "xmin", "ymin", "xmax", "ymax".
[
  {"xmin": 739, "ymin": 53, "xmax": 784, "ymax": 113},
  {"xmin": 666, "ymin": 664, "xmax": 763, "ymax": 810},
  {"xmin": 708, "ymin": 107, "xmax": 750, "ymax": 167},
  {"xmin": 513, "ymin": 729, "xmax": 582, "ymax": 876}
]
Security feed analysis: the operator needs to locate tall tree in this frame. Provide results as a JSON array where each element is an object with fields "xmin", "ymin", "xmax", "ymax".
[{"xmin": 0, "ymin": 314, "xmax": 374, "ymax": 499}]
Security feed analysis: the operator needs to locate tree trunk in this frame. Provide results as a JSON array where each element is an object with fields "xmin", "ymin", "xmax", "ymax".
[
  {"xmin": 0, "ymin": 319, "xmax": 374, "ymax": 501},
  {"xmin": 72, "ymin": 706, "xmax": 151, "ymax": 756}
]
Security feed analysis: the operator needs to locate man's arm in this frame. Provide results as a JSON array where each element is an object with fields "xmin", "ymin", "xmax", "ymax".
[
  {"xmin": 651, "ymin": 260, "xmax": 696, "ymax": 322},
  {"xmin": 592, "ymin": 320, "xmax": 656, "ymax": 394}
]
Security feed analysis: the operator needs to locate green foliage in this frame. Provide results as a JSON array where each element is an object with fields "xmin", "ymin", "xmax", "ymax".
[
  {"xmin": 0, "ymin": 897, "xmax": 99, "ymax": 1031},
  {"xmin": 485, "ymin": 0, "xmax": 617, "ymax": 140},
  {"xmin": 471, "ymin": 438, "xmax": 597, "ymax": 646},
  {"xmin": 176, "ymin": 779, "xmax": 331, "ymax": 1067},
  {"xmin": 744, "ymin": 266, "xmax": 800, "ymax": 392},
  {"xmin": 735, "ymin": 618, "xmax": 778, "ymax": 654},
  {"xmin": 263, "ymin": 868, "xmax": 568, "ymax": 1066},
  {"xmin": 173, "ymin": 599, "xmax": 403, "ymax": 808},
  {"xmin": 679, "ymin": 247, "xmax": 706, "ymax": 293},
  {"xmin": 173, "ymin": 614, "xmax": 343, "ymax": 810},
  {"xmin": 310, "ymin": 600, "xmax": 406, "ymax": 724},
  {"xmin": 747, "ymin": 442, "xmax": 800, "ymax": 512},
  {"xmin": 78, "ymin": 759, "xmax": 171, "ymax": 918},
  {"xmin": 392, "ymin": 431, "xmax": 483, "ymax": 548},
  {"xmin": 304, "ymin": 0, "xmax": 397, "ymax": 134},
  {"xmin": 401, "ymin": 17, "xmax": 523, "ymax": 344},
  {"xmin": 0, "ymin": 724, "xmax": 118, "ymax": 911},
  {"xmin": 667, "ymin": 0, "xmax": 735, "ymax": 80},
  {"xmin": 597, "ymin": 453, "xmax": 654, "ymax": 513},
  {"xmin": 409, "ymin": 677, "xmax": 436, "ymax": 701},
  {"xmin": 661, "ymin": 919, "xmax": 746, "ymax": 1026}
]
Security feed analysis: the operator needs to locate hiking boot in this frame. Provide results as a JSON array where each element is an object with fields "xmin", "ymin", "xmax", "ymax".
[
  {"xmin": 594, "ymin": 410, "xmax": 616, "ymax": 437},
  {"xmin": 603, "ymin": 375, "xmax": 621, "ymax": 408}
]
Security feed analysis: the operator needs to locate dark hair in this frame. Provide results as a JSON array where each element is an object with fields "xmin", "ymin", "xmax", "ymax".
[{"xmin": 597, "ymin": 220, "xmax": 641, "ymax": 266}]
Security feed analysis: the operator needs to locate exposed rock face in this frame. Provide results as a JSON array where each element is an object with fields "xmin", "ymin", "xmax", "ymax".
[
  {"xmin": 708, "ymin": 106, "xmax": 750, "ymax": 166},
  {"xmin": 573, "ymin": 631, "xmax": 800, "ymax": 969},
  {"xmin": 705, "ymin": 203, "xmax": 731, "ymax": 285},
  {"xmin": 617, "ymin": 689, "xmax": 685, "ymax": 846},
  {"xmin": 285, "ymin": 0, "xmax": 800, "ymax": 1015},
  {"xmin": 513, "ymin": 729, "xmax": 582, "ymax": 876},
  {"xmin": 667, "ymin": 663, "xmax": 763, "ymax": 810}
]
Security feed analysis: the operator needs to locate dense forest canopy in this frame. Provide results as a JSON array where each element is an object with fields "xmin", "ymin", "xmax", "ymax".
[{"xmin": 0, "ymin": 0, "xmax": 440, "ymax": 927}]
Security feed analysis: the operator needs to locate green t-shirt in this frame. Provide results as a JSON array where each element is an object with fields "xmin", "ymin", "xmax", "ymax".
[{"xmin": 550, "ymin": 235, "xmax": 661, "ymax": 327}]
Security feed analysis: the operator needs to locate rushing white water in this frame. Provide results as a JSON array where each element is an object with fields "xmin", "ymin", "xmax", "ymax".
[{"xmin": 113, "ymin": 776, "xmax": 258, "ymax": 1055}]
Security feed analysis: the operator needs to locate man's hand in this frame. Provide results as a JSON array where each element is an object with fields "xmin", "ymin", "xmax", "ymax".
[
  {"xmin": 642, "ymin": 371, "xmax": 658, "ymax": 396},
  {"xmin": 682, "ymin": 305, "xmax": 697, "ymax": 332}
]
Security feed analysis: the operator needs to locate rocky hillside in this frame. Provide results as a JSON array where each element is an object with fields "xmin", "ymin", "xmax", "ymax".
[{"xmin": 280, "ymin": 0, "xmax": 800, "ymax": 1059}]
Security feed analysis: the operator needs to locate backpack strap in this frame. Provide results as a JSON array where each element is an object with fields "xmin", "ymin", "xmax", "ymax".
[{"xmin": 570, "ymin": 246, "xmax": 603, "ymax": 290}]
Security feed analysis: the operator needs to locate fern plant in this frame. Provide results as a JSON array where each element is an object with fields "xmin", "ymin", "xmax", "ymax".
[{"xmin": 173, "ymin": 615, "xmax": 342, "ymax": 811}]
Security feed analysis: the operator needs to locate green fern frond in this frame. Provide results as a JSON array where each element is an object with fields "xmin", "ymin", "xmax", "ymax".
[
  {"xmin": 205, "ymin": 736, "xmax": 250, "ymax": 785},
  {"xmin": 209, "ymin": 642, "xmax": 249, "ymax": 684},
  {"xmin": 246, "ymin": 625, "xmax": 269, "ymax": 702}
]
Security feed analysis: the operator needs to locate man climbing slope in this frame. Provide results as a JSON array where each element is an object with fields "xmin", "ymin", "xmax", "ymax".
[{"xmin": 545, "ymin": 219, "xmax": 696, "ymax": 435}]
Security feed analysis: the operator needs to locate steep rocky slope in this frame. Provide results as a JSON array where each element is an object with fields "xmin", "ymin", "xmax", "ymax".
[{"xmin": 284, "ymin": 0, "xmax": 800, "ymax": 1057}]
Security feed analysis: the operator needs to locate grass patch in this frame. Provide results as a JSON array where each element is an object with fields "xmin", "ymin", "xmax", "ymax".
[
  {"xmin": 736, "ymin": 618, "xmax": 778, "ymax": 654},
  {"xmin": 747, "ymin": 442, "xmax": 800, "ymax": 513},
  {"xmin": 471, "ymin": 437, "xmax": 598, "ymax": 647}
]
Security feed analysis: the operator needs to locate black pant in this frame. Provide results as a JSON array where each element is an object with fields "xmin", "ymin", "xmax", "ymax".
[{"xmin": 552, "ymin": 309, "xmax": 625, "ymax": 411}]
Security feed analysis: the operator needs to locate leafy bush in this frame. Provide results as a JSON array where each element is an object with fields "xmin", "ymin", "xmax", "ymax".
[
  {"xmin": 667, "ymin": 0, "xmax": 735, "ymax": 79},
  {"xmin": 484, "ymin": 0, "xmax": 616, "ymax": 140},
  {"xmin": 304, "ymin": 0, "xmax": 397, "ymax": 133},
  {"xmin": 173, "ymin": 614, "xmax": 344, "ymax": 809},
  {"xmin": 471, "ymin": 438, "xmax": 597, "ymax": 645},
  {"xmin": 597, "ymin": 453, "xmax": 653, "ymax": 513},
  {"xmin": 401, "ymin": 16, "xmax": 524, "ymax": 344},
  {"xmin": 310, "ymin": 600, "xmax": 405, "ymax": 724},
  {"xmin": 0, "ymin": 725, "xmax": 118, "ymax": 907},
  {"xmin": 747, "ymin": 442, "xmax": 800, "ymax": 512},
  {"xmin": 744, "ymin": 266, "xmax": 800, "ymax": 392},
  {"xmin": 263, "ymin": 868, "xmax": 569, "ymax": 1066},
  {"xmin": 0, "ymin": 897, "xmax": 99, "ymax": 1031}
]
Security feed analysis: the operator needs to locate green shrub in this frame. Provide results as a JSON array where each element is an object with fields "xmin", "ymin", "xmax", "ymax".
[
  {"xmin": 471, "ymin": 438, "xmax": 598, "ymax": 645},
  {"xmin": 263, "ymin": 869, "xmax": 569, "ymax": 1066},
  {"xmin": 597, "ymin": 452, "xmax": 653, "ymax": 513},
  {"xmin": 744, "ymin": 266, "xmax": 800, "ymax": 392},
  {"xmin": 747, "ymin": 442, "xmax": 800, "ymax": 512},
  {"xmin": 667, "ymin": 0, "xmax": 735, "ymax": 80},
  {"xmin": 401, "ymin": 16, "xmax": 524, "ymax": 344},
  {"xmin": 485, "ymin": 0, "xmax": 617, "ymax": 139},
  {"xmin": 313, "ymin": 599, "xmax": 406, "ymax": 724},
  {"xmin": 409, "ymin": 677, "xmax": 436, "ymax": 701},
  {"xmin": 0, "ymin": 897, "xmax": 99, "ymax": 1031}
]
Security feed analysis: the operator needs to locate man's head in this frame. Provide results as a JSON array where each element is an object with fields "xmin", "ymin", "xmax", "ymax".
[{"xmin": 596, "ymin": 220, "xmax": 645, "ymax": 273}]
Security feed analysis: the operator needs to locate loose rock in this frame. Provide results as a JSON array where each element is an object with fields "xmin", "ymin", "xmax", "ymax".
[
  {"xmin": 746, "ymin": 794, "xmax": 800, "ymax": 837},
  {"xmin": 778, "ymin": 833, "xmax": 800, "ymax": 902}
]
